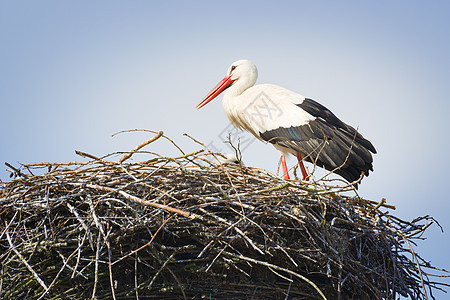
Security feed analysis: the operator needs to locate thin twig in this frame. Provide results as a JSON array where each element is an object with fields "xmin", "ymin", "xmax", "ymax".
[
  {"xmin": 6, "ymin": 231, "xmax": 48, "ymax": 292},
  {"xmin": 223, "ymin": 251, "xmax": 327, "ymax": 300},
  {"xmin": 119, "ymin": 131, "xmax": 164, "ymax": 163}
]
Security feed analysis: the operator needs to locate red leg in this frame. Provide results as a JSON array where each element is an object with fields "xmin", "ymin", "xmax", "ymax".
[
  {"xmin": 280, "ymin": 155, "xmax": 290, "ymax": 180},
  {"xmin": 296, "ymin": 152, "xmax": 309, "ymax": 181}
]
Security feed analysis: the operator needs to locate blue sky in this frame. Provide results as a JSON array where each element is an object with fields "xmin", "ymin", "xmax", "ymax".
[{"xmin": 1, "ymin": 1, "xmax": 450, "ymax": 296}]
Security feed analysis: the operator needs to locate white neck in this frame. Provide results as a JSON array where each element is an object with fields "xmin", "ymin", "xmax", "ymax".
[
  {"xmin": 222, "ymin": 69, "xmax": 257, "ymax": 103},
  {"xmin": 220, "ymin": 59, "xmax": 258, "ymax": 130},
  {"xmin": 221, "ymin": 72, "xmax": 257, "ymax": 130}
]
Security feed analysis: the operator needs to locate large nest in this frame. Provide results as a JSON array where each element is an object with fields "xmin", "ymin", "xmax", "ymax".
[{"xmin": 0, "ymin": 131, "xmax": 448, "ymax": 299}]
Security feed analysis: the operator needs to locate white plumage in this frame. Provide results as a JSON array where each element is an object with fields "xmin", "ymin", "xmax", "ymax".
[{"xmin": 197, "ymin": 59, "xmax": 376, "ymax": 186}]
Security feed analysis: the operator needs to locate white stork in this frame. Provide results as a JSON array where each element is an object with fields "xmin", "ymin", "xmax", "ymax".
[{"xmin": 196, "ymin": 59, "xmax": 376, "ymax": 186}]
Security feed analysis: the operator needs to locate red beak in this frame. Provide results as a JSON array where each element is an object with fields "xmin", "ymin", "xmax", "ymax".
[{"xmin": 196, "ymin": 75, "xmax": 233, "ymax": 109}]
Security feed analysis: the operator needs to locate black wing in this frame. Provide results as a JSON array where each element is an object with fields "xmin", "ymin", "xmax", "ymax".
[{"xmin": 260, "ymin": 98, "xmax": 376, "ymax": 184}]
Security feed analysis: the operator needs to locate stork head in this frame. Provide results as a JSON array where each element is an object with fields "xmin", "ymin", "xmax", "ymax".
[{"xmin": 196, "ymin": 59, "xmax": 258, "ymax": 109}]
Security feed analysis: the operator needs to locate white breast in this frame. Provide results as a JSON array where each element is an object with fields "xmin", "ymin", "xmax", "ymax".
[{"xmin": 222, "ymin": 84, "xmax": 316, "ymax": 138}]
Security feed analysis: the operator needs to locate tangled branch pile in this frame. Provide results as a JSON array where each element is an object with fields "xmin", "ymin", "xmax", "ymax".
[{"xmin": 0, "ymin": 131, "xmax": 448, "ymax": 299}]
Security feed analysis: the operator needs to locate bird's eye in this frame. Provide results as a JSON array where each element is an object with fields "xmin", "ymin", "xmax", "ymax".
[{"xmin": 230, "ymin": 65, "xmax": 237, "ymax": 72}]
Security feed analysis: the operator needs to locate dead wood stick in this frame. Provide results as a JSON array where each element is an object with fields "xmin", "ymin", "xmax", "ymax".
[
  {"xmin": 4, "ymin": 162, "xmax": 21, "ymax": 173},
  {"xmin": 373, "ymin": 198, "xmax": 386, "ymax": 211},
  {"xmin": 66, "ymin": 202, "xmax": 94, "ymax": 249},
  {"xmin": 233, "ymin": 182, "xmax": 290, "ymax": 198},
  {"xmin": 198, "ymin": 208, "xmax": 264, "ymax": 255},
  {"xmin": 37, "ymin": 249, "xmax": 79, "ymax": 300},
  {"xmin": 134, "ymin": 252, "xmax": 139, "ymax": 300},
  {"xmin": 119, "ymin": 131, "xmax": 164, "ymax": 163},
  {"xmin": 148, "ymin": 251, "xmax": 177, "ymax": 289},
  {"xmin": 106, "ymin": 226, "xmax": 117, "ymax": 300},
  {"xmin": 364, "ymin": 199, "xmax": 396, "ymax": 210},
  {"xmin": 112, "ymin": 215, "xmax": 174, "ymax": 266},
  {"xmin": 69, "ymin": 183, "xmax": 197, "ymax": 219},
  {"xmin": 23, "ymin": 161, "xmax": 86, "ymax": 167},
  {"xmin": 171, "ymin": 149, "xmax": 204, "ymax": 160},
  {"xmin": 91, "ymin": 233, "xmax": 101, "ymax": 299},
  {"xmin": 6, "ymin": 231, "xmax": 48, "ymax": 292},
  {"xmin": 404, "ymin": 220, "xmax": 434, "ymax": 239},
  {"xmin": 113, "ymin": 129, "xmax": 185, "ymax": 155},
  {"xmin": 398, "ymin": 232, "xmax": 429, "ymax": 299},
  {"xmin": 75, "ymin": 150, "xmax": 100, "ymax": 161},
  {"xmin": 223, "ymin": 251, "xmax": 327, "ymax": 300}
]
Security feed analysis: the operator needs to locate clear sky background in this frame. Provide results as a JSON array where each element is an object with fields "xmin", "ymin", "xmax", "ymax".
[{"xmin": 1, "ymin": 1, "xmax": 449, "ymax": 296}]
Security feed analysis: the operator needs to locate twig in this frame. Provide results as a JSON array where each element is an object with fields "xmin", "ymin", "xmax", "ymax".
[
  {"xmin": 113, "ymin": 129, "xmax": 185, "ymax": 155},
  {"xmin": 119, "ymin": 131, "xmax": 164, "ymax": 163},
  {"xmin": 68, "ymin": 183, "xmax": 197, "ymax": 219},
  {"xmin": 6, "ymin": 231, "xmax": 48, "ymax": 293},
  {"xmin": 148, "ymin": 251, "xmax": 177, "ymax": 289},
  {"xmin": 398, "ymin": 231, "xmax": 429, "ymax": 299},
  {"xmin": 112, "ymin": 216, "xmax": 174, "ymax": 266},
  {"xmin": 91, "ymin": 233, "xmax": 101, "ymax": 299},
  {"xmin": 223, "ymin": 251, "xmax": 327, "ymax": 300},
  {"xmin": 106, "ymin": 224, "xmax": 117, "ymax": 300},
  {"xmin": 75, "ymin": 150, "xmax": 101, "ymax": 161}
]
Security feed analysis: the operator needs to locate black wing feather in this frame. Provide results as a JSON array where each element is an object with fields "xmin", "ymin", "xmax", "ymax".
[
  {"xmin": 300, "ymin": 98, "xmax": 377, "ymax": 153},
  {"xmin": 259, "ymin": 98, "xmax": 376, "ymax": 185}
]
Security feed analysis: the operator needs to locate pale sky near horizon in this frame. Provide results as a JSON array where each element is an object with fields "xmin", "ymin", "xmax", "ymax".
[{"xmin": 1, "ymin": 1, "xmax": 450, "ymax": 296}]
